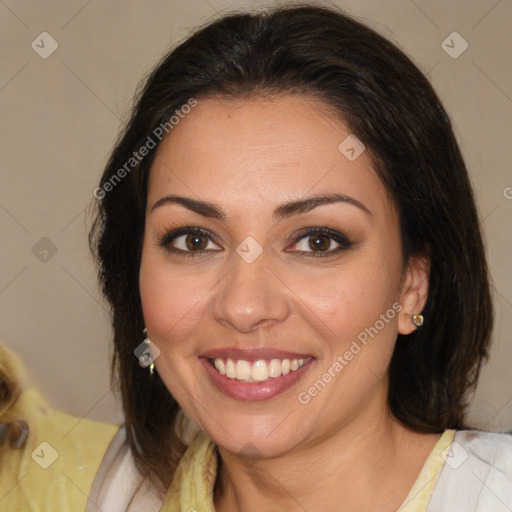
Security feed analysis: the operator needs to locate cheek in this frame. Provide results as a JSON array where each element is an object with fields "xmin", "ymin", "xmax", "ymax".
[
  {"xmin": 291, "ymin": 260, "xmax": 402, "ymax": 391},
  {"xmin": 297, "ymin": 260, "xmax": 398, "ymax": 337},
  {"xmin": 139, "ymin": 251, "xmax": 201, "ymax": 342}
]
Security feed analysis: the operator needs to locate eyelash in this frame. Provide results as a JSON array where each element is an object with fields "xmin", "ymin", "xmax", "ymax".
[{"xmin": 157, "ymin": 225, "xmax": 353, "ymax": 258}]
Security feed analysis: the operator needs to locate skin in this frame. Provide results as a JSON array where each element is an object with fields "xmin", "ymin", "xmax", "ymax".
[{"xmin": 139, "ymin": 94, "xmax": 439, "ymax": 511}]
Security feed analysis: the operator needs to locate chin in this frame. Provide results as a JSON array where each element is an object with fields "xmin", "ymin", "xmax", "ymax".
[{"xmin": 201, "ymin": 411, "xmax": 310, "ymax": 459}]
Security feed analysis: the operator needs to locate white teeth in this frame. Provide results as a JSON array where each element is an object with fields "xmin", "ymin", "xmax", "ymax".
[
  {"xmin": 214, "ymin": 358, "xmax": 226, "ymax": 375},
  {"xmin": 268, "ymin": 359, "xmax": 282, "ymax": 378},
  {"xmin": 225, "ymin": 359, "xmax": 236, "ymax": 379},
  {"xmin": 251, "ymin": 360, "xmax": 268, "ymax": 381},
  {"xmin": 235, "ymin": 360, "xmax": 252, "ymax": 380},
  {"xmin": 212, "ymin": 357, "xmax": 310, "ymax": 382}
]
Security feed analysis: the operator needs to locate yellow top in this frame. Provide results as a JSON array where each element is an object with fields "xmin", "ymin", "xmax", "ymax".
[
  {"xmin": 158, "ymin": 428, "xmax": 455, "ymax": 511},
  {"xmin": 0, "ymin": 344, "xmax": 119, "ymax": 511}
]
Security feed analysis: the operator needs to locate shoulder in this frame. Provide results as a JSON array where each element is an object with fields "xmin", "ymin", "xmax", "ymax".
[
  {"xmin": 0, "ymin": 343, "xmax": 120, "ymax": 511},
  {"xmin": 454, "ymin": 429, "xmax": 512, "ymax": 470},
  {"xmin": 427, "ymin": 429, "xmax": 512, "ymax": 512}
]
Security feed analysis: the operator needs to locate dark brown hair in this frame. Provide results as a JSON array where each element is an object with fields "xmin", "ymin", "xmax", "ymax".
[{"xmin": 89, "ymin": 3, "xmax": 493, "ymax": 494}]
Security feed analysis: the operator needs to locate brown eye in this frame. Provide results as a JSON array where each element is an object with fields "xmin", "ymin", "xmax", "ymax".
[
  {"xmin": 287, "ymin": 227, "xmax": 353, "ymax": 256},
  {"xmin": 308, "ymin": 234, "xmax": 331, "ymax": 252},
  {"xmin": 158, "ymin": 226, "xmax": 222, "ymax": 256},
  {"xmin": 185, "ymin": 233, "xmax": 208, "ymax": 251}
]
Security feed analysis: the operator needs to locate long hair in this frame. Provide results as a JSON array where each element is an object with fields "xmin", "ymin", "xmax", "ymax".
[{"xmin": 89, "ymin": 4, "xmax": 493, "ymax": 493}]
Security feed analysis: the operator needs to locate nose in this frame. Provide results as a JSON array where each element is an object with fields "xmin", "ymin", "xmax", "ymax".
[{"xmin": 213, "ymin": 247, "xmax": 290, "ymax": 333}]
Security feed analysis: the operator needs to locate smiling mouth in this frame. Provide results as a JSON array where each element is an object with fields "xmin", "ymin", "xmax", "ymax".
[{"xmin": 208, "ymin": 357, "xmax": 312, "ymax": 383}]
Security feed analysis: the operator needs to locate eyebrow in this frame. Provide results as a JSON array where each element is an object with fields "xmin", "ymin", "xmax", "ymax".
[{"xmin": 150, "ymin": 192, "xmax": 372, "ymax": 221}]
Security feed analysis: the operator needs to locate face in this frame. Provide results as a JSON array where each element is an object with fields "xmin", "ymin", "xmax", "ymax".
[{"xmin": 139, "ymin": 94, "xmax": 428, "ymax": 458}]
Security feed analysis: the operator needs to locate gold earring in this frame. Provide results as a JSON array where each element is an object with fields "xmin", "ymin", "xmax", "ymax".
[
  {"xmin": 412, "ymin": 314, "xmax": 424, "ymax": 328},
  {"xmin": 142, "ymin": 328, "xmax": 155, "ymax": 375}
]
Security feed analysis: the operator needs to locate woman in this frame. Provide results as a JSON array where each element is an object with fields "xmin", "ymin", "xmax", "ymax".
[{"xmin": 1, "ymin": 4, "xmax": 510, "ymax": 511}]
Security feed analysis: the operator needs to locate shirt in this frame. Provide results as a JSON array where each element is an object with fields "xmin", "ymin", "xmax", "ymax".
[{"xmin": 91, "ymin": 424, "xmax": 512, "ymax": 511}]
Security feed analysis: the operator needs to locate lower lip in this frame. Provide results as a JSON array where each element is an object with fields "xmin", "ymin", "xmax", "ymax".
[{"xmin": 200, "ymin": 357, "xmax": 314, "ymax": 401}]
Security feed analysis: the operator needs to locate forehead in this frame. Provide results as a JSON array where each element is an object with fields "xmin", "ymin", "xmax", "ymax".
[{"xmin": 147, "ymin": 95, "xmax": 393, "ymax": 219}]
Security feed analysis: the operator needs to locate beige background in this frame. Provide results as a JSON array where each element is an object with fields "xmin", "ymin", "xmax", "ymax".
[{"xmin": 1, "ymin": 0, "xmax": 511, "ymax": 431}]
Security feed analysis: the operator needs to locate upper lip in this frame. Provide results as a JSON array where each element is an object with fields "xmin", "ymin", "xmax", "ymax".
[{"xmin": 199, "ymin": 347, "xmax": 313, "ymax": 361}]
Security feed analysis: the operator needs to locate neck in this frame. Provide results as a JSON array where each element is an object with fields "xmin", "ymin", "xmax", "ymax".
[{"xmin": 213, "ymin": 392, "xmax": 440, "ymax": 512}]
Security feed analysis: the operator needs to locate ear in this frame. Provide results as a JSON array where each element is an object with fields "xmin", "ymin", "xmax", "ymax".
[{"xmin": 397, "ymin": 253, "xmax": 430, "ymax": 335}]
